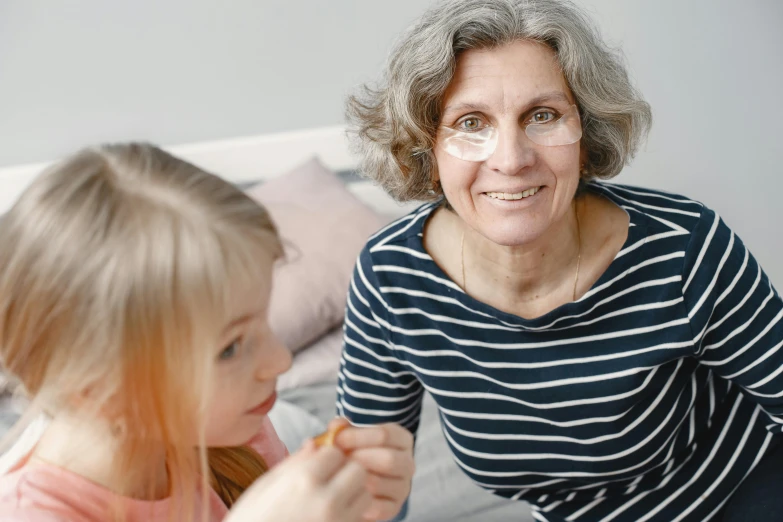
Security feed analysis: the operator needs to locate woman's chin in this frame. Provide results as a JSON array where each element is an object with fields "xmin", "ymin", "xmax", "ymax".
[
  {"xmin": 481, "ymin": 231, "xmax": 543, "ymax": 247},
  {"xmin": 466, "ymin": 195, "xmax": 555, "ymax": 246},
  {"xmin": 471, "ymin": 217, "xmax": 549, "ymax": 247}
]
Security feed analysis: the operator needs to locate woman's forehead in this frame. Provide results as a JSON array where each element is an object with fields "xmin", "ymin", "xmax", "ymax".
[{"xmin": 442, "ymin": 40, "xmax": 571, "ymax": 113}]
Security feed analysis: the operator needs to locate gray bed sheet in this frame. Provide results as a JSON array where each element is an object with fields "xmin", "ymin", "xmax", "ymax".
[{"xmin": 279, "ymin": 381, "xmax": 533, "ymax": 522}]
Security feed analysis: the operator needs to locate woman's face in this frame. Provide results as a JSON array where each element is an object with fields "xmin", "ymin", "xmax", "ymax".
[
  {"xmin": 434, "ymin": 39, "xmax": 583, "ymax": 246},
  {"xmin": 204, "ymin": 259, "xmax": 292, "ymax": 447}
]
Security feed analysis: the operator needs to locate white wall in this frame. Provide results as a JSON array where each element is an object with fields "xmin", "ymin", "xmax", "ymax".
[
  {"xmin": 584, "ymin": 0, "xmax": 783, "ymax": 285},
  {"xmin": 0, "ymin": 0, "xmax": 429, "ymax": 165},
  {"xmin": 0, "ymin": 0, "xmax": 781, "ymax": 284}
]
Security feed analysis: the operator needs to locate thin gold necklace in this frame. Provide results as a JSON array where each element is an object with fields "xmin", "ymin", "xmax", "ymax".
[{"xmin": 460, "ymin": 199, "xmax": 582, "ymax": 301}]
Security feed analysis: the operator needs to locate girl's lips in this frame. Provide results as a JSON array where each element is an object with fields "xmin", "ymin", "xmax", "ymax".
[{"xmin": 247, "ymin": 392, "xmax": 277, "ymax": 416}]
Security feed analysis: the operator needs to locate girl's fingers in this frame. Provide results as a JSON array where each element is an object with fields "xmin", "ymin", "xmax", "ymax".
[
  {"xmin": 327, "ymin": 417, "xmax": 351, "ymax": 432},
  {"xmin": 365, "ymin": 474, "xmax": 410, "ymax": 502},
  {"xmin": 348, "ymin": 447, "xmax": 415, "ymax": 479},
  {"xmin": 303, "ymin": 445, "xmax": 349, "ymax": 482},
  {"xmin": 336, "ymin": 423, "xmax": 413, "ymax": 452},
  {"xmin": 363, "ymin": 497, "xmax": 400, "ymax": 522},
  {"xmin": 345, "ymin": 488, "xmax": 374, "ymax": 522},
  {"xmin": 327, "ymin": 459, "xmax": 369, "ymax": 507},
  {"xmin": 283, "ymin": 438, "xmax": 316, "ymax": 462}
]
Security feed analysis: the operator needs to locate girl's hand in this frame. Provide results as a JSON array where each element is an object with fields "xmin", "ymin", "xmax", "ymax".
[
  {"xmin": 330, "ymin": 418, "xmax": 416, "ymax": 521},
  {"xmin": 225, "ymin": 440, "xmax": 372, "ymax": 522}
]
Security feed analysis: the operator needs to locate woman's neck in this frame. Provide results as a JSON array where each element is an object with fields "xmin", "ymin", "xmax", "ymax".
[
  {"xmin": 427, "ymin": 196, "xmax": 587, "ymax": 320},
  {"xmin": 32, "ymin": 412, "xmax": 170, "ymax": 500},
  {"xmin": 471, "ymin": 207, "xmax": 579, "ymax": 308}
]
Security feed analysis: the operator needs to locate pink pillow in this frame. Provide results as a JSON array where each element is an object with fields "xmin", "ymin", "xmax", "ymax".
[
  {"xmin": 245, "ymin": 158, "xmax": 384, "ymax": 353},
  {"xmin": 276, "ymin": 327, "xmax": 344, "ymax": 391}
]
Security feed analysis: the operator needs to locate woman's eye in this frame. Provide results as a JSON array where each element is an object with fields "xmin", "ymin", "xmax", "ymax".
[
  {"xmin": 457, "ymin": 117, "xmax": 482, "ymax": 132},
  {"xmin": 219, "ymin": 339, "xmax": 241, "ymax": 361},
  {"xmin": 530, "ymin": 110, "xmax": 557, "ymax": 124}
]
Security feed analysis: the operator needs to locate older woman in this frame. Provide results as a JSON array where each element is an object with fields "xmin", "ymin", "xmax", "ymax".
[{"xmin": 336, "ymin": 0, "xmax": 782, "ymax": 521}]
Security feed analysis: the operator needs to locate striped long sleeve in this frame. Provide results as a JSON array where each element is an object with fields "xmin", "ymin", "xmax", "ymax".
[
  {"xmin": 685, "ymin": 207, "xmax": 783, "ymax": 432},
  {"xmin": 337, "ymin": 245, "xmax": 425, "ymax": 435}
]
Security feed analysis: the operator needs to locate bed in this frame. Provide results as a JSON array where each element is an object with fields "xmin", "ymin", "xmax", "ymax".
[{"xmin": 0, "ymin": 126, "xmax": 532, "ymax": 521}]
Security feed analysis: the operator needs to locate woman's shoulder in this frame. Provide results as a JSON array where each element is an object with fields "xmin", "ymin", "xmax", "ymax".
[
  {"xmin": 366, "ymin": 202, "xmax": 439, "ymax": 246},
  {"xmin": 588, "ymin": 181, "xmax": 745, "ymax": 276},
  {"xmin": 358, "ymin": 202, "xmax": 438, "ymax": 258},
  {"xmin": 590, "ymin": 181, "xmax": 705, "ymax": 215},
  {"xmin": 351, "ymin": 202, "xmax": 442, "ymax": 290},
  {"xmin": 589, "ymin": 181, "xmax": 710, "ymax": 235}
]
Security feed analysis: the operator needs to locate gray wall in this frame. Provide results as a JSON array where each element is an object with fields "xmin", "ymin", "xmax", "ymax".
[
  {"xmin": 0, "ymin": 0, "xmax": 430, "ymax": 164},
  {"xmin": 1, "ymin": 0, "xmax": 781, "ymax": 284},
  {"xmin": 587, "ymin": 0, "xmax": 783, "ymax": 286}
]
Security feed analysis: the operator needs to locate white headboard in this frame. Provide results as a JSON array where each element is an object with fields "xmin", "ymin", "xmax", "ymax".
[{"xmin": 0, "ymin": 125, "xmax": 414, "ymax": 217}]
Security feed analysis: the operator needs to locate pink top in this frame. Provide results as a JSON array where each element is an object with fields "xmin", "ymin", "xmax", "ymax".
[{"xmin": 0, "ymin": 416, "xmax": 288, "ymax": 521}]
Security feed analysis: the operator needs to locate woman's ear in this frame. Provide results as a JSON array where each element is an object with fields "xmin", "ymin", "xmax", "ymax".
[
  {"xmin": 579, "ymin": 145, "xmax": 589, "ymax": 176},
  {"xmin": 579, "ymin": 144, "xmax": 588, "ymax": 167},
  {"xmin": 429, "ymin": 160, "xmax": 441, "ymax": 192}
]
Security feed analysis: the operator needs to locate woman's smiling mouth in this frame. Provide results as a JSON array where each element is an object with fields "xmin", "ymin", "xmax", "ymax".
[{"xmin": 483, "ymin": 186, "xmax": 542, "ymax": 200}]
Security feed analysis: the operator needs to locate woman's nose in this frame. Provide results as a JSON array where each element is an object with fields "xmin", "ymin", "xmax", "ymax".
[{"xmin": 484, "ymin": 125, "xmax": 536, "ymax": 176}]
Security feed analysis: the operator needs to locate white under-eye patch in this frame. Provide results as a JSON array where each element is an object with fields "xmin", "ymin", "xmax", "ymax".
[{"xmin": 438, "ymin": 104, "xmax": 583, "ymax": 162}]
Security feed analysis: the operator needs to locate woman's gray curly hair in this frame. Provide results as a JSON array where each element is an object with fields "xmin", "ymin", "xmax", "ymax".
[{"xmin": 347, "ymin": 0, "xmax": 652, "ymax": 202}]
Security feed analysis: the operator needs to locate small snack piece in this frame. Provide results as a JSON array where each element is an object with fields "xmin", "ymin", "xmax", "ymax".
[{"xmin": 313, "ymin": 424, "xmax": 348, "ymax": 448}]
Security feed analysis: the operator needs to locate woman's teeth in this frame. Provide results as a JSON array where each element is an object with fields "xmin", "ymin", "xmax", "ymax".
[{"xmin": 485, "ymin": 187, "xmax": 540, "ymax": 200}]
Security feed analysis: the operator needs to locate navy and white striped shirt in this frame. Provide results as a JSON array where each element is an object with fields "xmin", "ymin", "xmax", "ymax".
[{"xmin": 336, "ymin": 182, "xmax": 783, "ymax": 522}]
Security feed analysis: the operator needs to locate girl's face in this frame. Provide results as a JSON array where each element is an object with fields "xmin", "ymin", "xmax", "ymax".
[{"xmin": 204, "ymin": 259, "xmax": 291, "ymax": 447}]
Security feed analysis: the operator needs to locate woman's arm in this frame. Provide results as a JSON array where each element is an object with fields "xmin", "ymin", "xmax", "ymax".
[
  {"xmin": 683, "ymin": 206, "xmax": 783, "ymax": 432},
  {"xmin": 335, "ymin": 248, "xmax": 423, "ymax": 520},
  {"xmin": 336, "ymin": 247, "xmax": 425, "ymax": 435}
]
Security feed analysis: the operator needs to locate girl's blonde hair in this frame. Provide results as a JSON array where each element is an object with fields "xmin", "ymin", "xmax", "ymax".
[{"xmin": 0, "ymin": 143, "xmax": 283, "ymax": 519}]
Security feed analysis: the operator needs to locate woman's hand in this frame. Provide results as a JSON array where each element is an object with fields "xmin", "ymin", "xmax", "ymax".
[
  {"xmin": 331, "ymin": 418, "xmax": 416, "ymax": 521},
  {"xmin": 225, "ymin": 440, "xmax": 372, "ymax": 522}
]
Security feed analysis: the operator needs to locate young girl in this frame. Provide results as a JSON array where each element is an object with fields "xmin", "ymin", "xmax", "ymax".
[{"xmin": 0, "ymin": 143, "xmax": 414, "ymax": 522}]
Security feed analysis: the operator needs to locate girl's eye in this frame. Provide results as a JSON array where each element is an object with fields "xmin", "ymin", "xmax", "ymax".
[
  {"xmin": 219, "ymin": 339, "xmax": 241, "ymax": 361},
  {"xmin": 457, "ymin": 117, "xmax": 482, "ymax": 132},
  {"xmin": 530, "ymin": 110, "xmax": 557, "ymax": 124}
]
